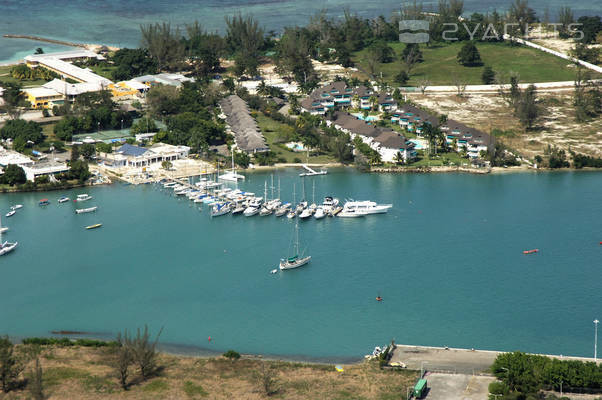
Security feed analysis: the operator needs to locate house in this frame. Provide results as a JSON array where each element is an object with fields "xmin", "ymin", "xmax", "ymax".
[
  {"xmin": 105, "ymin": 143, "xmax": 190, "ymax": 168},
  {"xmin": 444, "ymin": 121, "xmax": 493, "ymax": 158},
  {"xmin": 132, "ymin": 73, "xmax": 194, "ymax": 88},
  {"xmin": 21, "ymin": 162, "xmax": 69, "ymax": 181},
  {"xmin": 373, "ymin": 130, "xmax": 416, "ymax": 163},
  {"xmin": 300, "ymin": 82, "xmax": 388, "ymax": 115},
  {"xmin": 23, "ymin": 87, "xmax": 64, "ymax": 109},
  {"xmin": 219, "ymin": 95, "xmax": 269, "ymax": 154},
  {"xmin": 327, "ymin": 111, "xmax": 416, "ymax": 163},
  {"xmin": 108, "ymin": 80, "xmax": 149, "ymax": 98}
]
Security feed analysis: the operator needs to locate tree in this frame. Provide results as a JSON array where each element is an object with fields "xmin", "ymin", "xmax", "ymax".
[
  {"xmin": 516, "ymin": 85, "xmax": 539, "ymax": 129},
  {"xmin": 401, "ymin": 43, "xmax": 423, "ymax": 75},
  {"xmin": 0, "ymin": 336, "xmax": 25, "ymax": 393},
  {"xmin": 0, "ymin": 119, "xmax": 44, "ymax": 144},
  {"xmin": 1, "ymin": 164, "xmax": 27, "ymax": 186},
  {"xmin": 146, "ymin": 85, "xmax": 180, "ymax": 117},
  {"xmin": 258, "ymin": 363, "xmax": 278, "ymax": 396},
  {"xmin": 223, "ymin": 350, "xmax": 241, "ymax": 361},
  {"xmin": 576, "ymin": 16, "xmax": 602, "ymax": 44},
  {"xmin": 482, "ymin": 66, "xmax": 495, "ymax": 84},
  {"xmin": 80, "ymin": 143, "xmax": 96, "ymax": 160},
  {"xmin": 276, "ymin": 27, "xmax": 316, "ymax": 85},
  {"xmin": 395, "ymin": 70, "xmax": 409, "ymax": 85},
  {"xmin": 68, "ymin": 160, "xmax": 91, "ymax": 183},
  {"xmin": 111, "ymin": 48, "xmax": 158, "ymax": 81},
  {"xmin": 34, "ymin": 47, "xmax": 44, "ymax": 54},
  {"xmin": 233, "ymin": 150, "xmax": 250, "ymax": 168},
  {"xmin": 225, "ymin": 15, "xmax": 264, "ymax": 77},
  {"xmin": 161, "ymin": 160, "xmax": 173, "ymax": 170},
  {"xmin": 557, "ymin": 7, "xmax": 574, "ymax": 39},
  {"xmin": 185, "ymin": 22, "xmax": 225, "ymax": 78},
  {"xmin": 457, "ymin": 42, "xmax": 482, "ymax": 66},
  {"xmin": 115, "ymin": 331, "xmax": 134, "ymax": 390},
  {"xmin": 394, "ymin": 151, "xmax": 405, "ymax": 165},
  {"xmin": 125, "ymin": 326, "xmax": 163, "ymax": 381},
  {"xmin": 140, "ymin": 22, "xmax": 185, "ymax": 71},
  {"xmin": 0, "ymin": 82, "xmax": 26, "ymax": 120},
  {"xmin": 28, "ymin": 357, "xmax": 44, "ymax": 400},
  {"xmin": 570, "ymin": 43, "xmax": 600, "ymax": 64},
  {"xmin": 368, "ymin": 40, "xmax": 395, "ymax": 63},
  {"xmin": 574, "ymin": 69, "xmax": 601, "ymax": 122}
]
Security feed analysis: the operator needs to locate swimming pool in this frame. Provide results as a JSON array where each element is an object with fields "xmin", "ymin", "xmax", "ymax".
[
  {"xmin": 351, "ymin": 113, "xmax": 378, "ymax": 122},
  {"xmin": 409, "ymin": 139, "xmax": 426, "ymax": 150}
]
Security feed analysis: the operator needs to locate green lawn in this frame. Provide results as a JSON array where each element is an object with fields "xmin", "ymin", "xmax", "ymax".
[
  {"xmin": 353, "ymin": 41, "xmax": 599, "ymax": 85},
  {"xmin": 255, "ymin": 113, "xmax": 336, "ymax": 164},
  {"xmin": 84, "ymin": 63, "xmax": 117, "ymax": 80},
  {"xmin": 0, "ymin": 65, "xmax": 50, "ymax": 87},
  {"xmin": 408, "ymin": 151, "xmax": 468, "ymax": 167}
]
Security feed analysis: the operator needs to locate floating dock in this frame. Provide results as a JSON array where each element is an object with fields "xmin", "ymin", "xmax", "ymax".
[{"xmin": 299, "ymin": 164, "xmax": 327, "ymax": 177}]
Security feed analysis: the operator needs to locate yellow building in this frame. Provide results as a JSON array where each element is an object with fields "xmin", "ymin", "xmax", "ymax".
[
  {"xmin": 108, "ymin": 80, "xmax": 149, "ymax": 98},
  {"xmin": 23, "ymin": 87, "xmax": 64, "ymax": 109}
]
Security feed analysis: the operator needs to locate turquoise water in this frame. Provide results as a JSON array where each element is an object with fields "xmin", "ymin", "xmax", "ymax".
[
  {"xmin": 351, "ymin": 113, "xmax": 378, "ymax": 122},
  {"xmin": 1, "ymin": 0, "xmax": 601, "ymax": 62},
  {"xmin": 1, "ymin": 169, "xmax": 601, "ymax": 361}
]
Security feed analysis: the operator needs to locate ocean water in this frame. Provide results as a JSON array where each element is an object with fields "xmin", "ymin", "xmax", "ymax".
[
  {"xmin": 0, "ymin": 169, "xmax": 601, "ymax": 361},
  {"xmin": 1, "ymin": 0, "xmax": 601, "ymax": 63}
]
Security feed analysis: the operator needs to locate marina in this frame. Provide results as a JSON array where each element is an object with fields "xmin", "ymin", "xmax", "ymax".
[{"xmin": 0, "ymin": 169, "xmax": 601, "ymax": 361}]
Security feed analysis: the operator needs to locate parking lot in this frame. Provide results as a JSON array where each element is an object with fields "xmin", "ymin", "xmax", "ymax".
[{"xmin": 422, "ymin": 372, "xmax": 495, "ymax": 400}]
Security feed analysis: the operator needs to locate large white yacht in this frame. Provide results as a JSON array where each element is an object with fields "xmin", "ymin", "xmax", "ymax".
[{"xmin": 340, "ymin": 200, "xmax": 393, "ymax": 216}]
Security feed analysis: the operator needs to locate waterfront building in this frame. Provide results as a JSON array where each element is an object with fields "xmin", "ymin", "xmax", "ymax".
[
  {"xmin": 300, "ymin": 82, "xmax": 396, "ymax": 115},
  {"xmin": 104, "ymin": 143, "xmax": 190, "ymax": 168},
  {"xmin": 21, "ymin": 162, "xmax": 69, "ymax": 181},
  {"xmin": 327, "ymin": 111, "xmax": 417, "ymax": 163},
  {"xmin": 108, "ymin": 80, "xmax": 149, "ymax": 98}
]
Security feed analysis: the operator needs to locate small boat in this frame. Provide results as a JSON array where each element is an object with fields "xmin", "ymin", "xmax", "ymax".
[
  {"xmin": 76, "ymin": 206, "xmax": 98, "ymax": 214},
  {"xmin": 0, "ymin": 215, "xmax": 17, "ymax": 255},
  {"xmin": 299, "ymin": 208, "xmax": 313, "ymax": 220},
  {"xmin": 243, "ymin": 206, "xmax": 260, "ymax": 217},
  {"xmin": 259, "ymin": 207, "xmax": 273, "ymax": 216},
  {"xmin": 275, "ymin": 203, "xmax": 291, "ymax": 217},
  {"xmin": 211, "ymin": 203, "xmax": 231, "ymax": 217},
  {"xmin": 6, "ymin": 210, "xmax": 16, "ymax": 218},
  {"xmin": 0, "ymin": 215, "xmax": 9, "ymax": 234},
  {"xmin": 86, "ymin": 223, "xmax": 102, "ymax": 230},
  {"xmin": 231, "ymin": 203, "xmax": 246, "ymax": 215},
  {"xmin": 279, "ymin": 219, "xmax": 311, "ymax": 270},
  {"xmin": 11, "ymin": 204, "xmax": 23, "ymax": 210},
  {"xmin": 75, "ymin": 194, "xmax": 93, "ymax": 202},
  {"xmin": 270, "ymin": 269, "xmax": 278, "ymax": 274},
  {"xmin": 58, "ymin": 196, "xmax": 70, "ymax": 203},
  {"xmin": 523, "ymin": 249, "xmax": 539, "ymax": 254},
  {"xmin": 314, "ymin": 207, "xmax": 326, "ymax": 219},
  {"xmin": 376, "ymin": 296, "xmax": 383, "ymax": 302},
  {"xmin": 341, "ymin": 200, "xmax": 393, "ymax": 215},
  {"xmin": 39, "ymin": 199, "xmax": 50, "ymax": 206}
]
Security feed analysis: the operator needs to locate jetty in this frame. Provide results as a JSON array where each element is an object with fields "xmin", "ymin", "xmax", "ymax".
[
  {"xmin": 299, "ymin": 164, "xmax": 327, "ymax": 177},
  {"xmin": 3, "ymin": 34, "xmax": 87, "ymax": 48}
]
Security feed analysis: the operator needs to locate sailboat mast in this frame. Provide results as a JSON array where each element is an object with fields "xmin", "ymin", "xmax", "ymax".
[
  {"xmin": 312, "ymin": 181, "xmax": 315, "ymax": 204},
  {"xmin": 271, "ymin": 174, "xmax": 274, "ymax": 200},
  {"xmin": 295, "ymin": 219, "xmax": 299, "ymax": 256},
  {"xmin": 278, "ymin": 178, "xmax": 281, "ymax": 200},
  {"xmin": 264, "ymin": 181, "xmax": 268, "ymax": 202}
]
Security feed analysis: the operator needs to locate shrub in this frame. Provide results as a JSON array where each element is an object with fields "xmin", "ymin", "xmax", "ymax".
[{"xmin": 223, "ymin": 350, "xmax": 240, "ymax": 361}]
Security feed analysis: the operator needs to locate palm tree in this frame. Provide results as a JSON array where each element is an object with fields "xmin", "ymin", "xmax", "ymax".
[
  {"xmin": 394, "ymin": 151, "xmax": 405, "ymax": 165},
  {"xmin": 369, "ymin": 95, "xmax": 378, "ymax": 112}
]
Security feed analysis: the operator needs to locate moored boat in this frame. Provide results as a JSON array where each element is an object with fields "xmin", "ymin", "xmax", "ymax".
[
  {"xmin": 76, "ymin": 194, "xmax": 93, "ymax": 202},
  {"xmin": 6, "ymin": 210, "xmax": 16, "ymax": 218},
  {"xmin": 279, "ymin": 219, "xmax": 311, "ymax": 270},
  {"xmin": 76, "ymin": 206, "xmax": 98, "ymax": 214},
  {"xmin": 39, "ymin": 199, "xmax": 50, "ymax": 206},
  {"xmin": 58, "ymin": 196, "xmax": 70, "ymax": 203},
  {"xmin": 86, "ymin": 223, "xmax": 102, "ymax": 230}
]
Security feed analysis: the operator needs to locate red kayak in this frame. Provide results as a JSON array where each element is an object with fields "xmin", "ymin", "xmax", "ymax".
[{"xmin": 523, "ymin": 249, "xmax": 539, "ymax": 254}]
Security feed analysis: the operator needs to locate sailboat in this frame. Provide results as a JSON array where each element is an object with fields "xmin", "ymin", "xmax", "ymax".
[
  {"xmin": 0, "ymin": 215, "xmax": 17, "ymax": 256},
  {"xmin": 219, "ymin": 148, "xmax": 246, "ymax": 182},
  {"xmin": 279, "ymin": 219, "xmax": 311, "ymax": 270}
]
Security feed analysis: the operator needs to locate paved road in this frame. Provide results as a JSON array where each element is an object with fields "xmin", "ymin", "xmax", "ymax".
[
  {"xmin": 391, "ymin": 345, "xmax": 498, "ymax": 375},
  {"xmin": 424, "ymin": 373, "xmax": 495, "ymax": 400}
]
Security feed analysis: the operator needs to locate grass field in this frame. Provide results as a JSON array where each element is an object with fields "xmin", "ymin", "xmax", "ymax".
[
  {"xmin": 255, "ymin": 113, "xmax": 336, "ymax": 164},
  {"xmin": 0, "ymin": 65, "xmax": 50, "ymax": 87},
  {"xmin": 352, "ymin": 41, "xmax": 598, "ymax": 86},
  {"xmin": 4, "ymin": 345, "xmax": 419, "ymax": 399}
]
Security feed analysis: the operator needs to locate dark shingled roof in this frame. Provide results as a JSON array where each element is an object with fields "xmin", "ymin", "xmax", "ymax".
[{"xmin": 118, "ymin": 143, "xmax": 148, "ymax": 157}]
